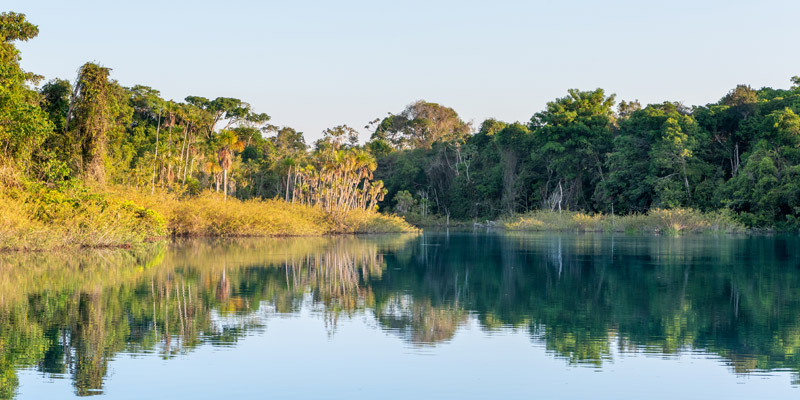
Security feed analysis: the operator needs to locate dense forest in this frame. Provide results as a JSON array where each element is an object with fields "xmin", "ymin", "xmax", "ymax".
[
  {"xmin": 375, "ymin": 84, "xmax": 800, "ymax": 229},
  {"xmin": 2, "ymin": 12, "xmax": 800, "ymax": 233}
]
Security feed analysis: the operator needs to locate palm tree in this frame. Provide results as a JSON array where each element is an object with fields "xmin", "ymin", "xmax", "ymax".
[
  {"xmin": 217, "ymin": 130, "xmax": 244, "ymax": 200},
  {"xmin": 204, "ymin": 161, "xmax": 223, "ymax": 192}
]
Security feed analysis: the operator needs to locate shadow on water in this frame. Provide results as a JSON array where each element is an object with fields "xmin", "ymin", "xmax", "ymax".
[{"xmin": 1, "ymin": 232, "xmax": 800, "ymax": 397}]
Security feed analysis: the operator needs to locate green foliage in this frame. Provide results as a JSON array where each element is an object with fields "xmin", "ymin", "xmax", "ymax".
[
  {"xmin": 393, "ymin": 190, "xmax": 416, "ymax": 214},
  {"xmin": 370, "ymin": 100, "xmax": 471, "ymax": 149},
  {"xmin": 2, "ymin": 12, "xmax": 800, "ymax": 232},
  {"xmin": 722, "ymin": 108, "xmax": 800, "ymax": 229},
  {"xmin": 39, "ymin": 78, "xmax": 71, "ymax": 133},
  {"xmin": 70, "ymin": 62, "xmax": 132, "ymax": 184},
  {"xmin": 603, "ymin": 102, "xmax": 714, "ymax": 213},
  {"xmin": 372, "ymin": 82, "xmax": 800, "ymax": 230},
  {"xmin": 0, "ymin": 179, "xmax": 167, "ymax": 251},
  {"xmin": 0, "ymin": 12, "xmax": 53, "ymax": 169},
  {"xmin": 531, "ymin": 88, "xmax": 616, "ymax": 211}
]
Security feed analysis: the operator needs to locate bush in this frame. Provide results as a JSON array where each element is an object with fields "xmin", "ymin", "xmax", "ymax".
[
  {"xmin": 0, "ymin": 172, "xmax": 417, "ymax": 251},
  {"xmin": 0, "ymin": 181, "xmax": 167, "ymax": 251},
  {"xmin": 108, "ymin": 187, "xmax": 417, "ymax": 237}
]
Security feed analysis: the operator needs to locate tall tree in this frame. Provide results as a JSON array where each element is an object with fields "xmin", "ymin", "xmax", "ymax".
[
  {"xmin": 530, "ymin": 89, "xmax": 616, "ymax": 210},
  {"xmin": 0, "ymin": 12, "xmax": 52, "ymax": 169},
  {"xmin": 68, "ymin": 63, "xmax": 130, "ymax": 184},
  {"xmin": 216, "ymin": 130, "xmax": 244, "ymax": 200},
  {"xmin": 724, "ymin": 108, "xmax": 800, "ymax": 228},
  {"xmin": 603, "ymin": 103, "xmax": 707, "ymax": 212},
  {"xmin": 370, "ymin": 100, "xmax": 471, "ymax": 149}
]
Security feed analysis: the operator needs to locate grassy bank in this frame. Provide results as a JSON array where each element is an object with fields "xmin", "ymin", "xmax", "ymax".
[
  {"xmin": 502, "ymin": 209, "xmax": 746, "ymax": 234},
  {"xmin": 110, "ymin": 187, "xmax": 416, "ymax": 237},
  {"xmin": 0, "ymin": 172, "xmax": 416, "ymax": 252}
]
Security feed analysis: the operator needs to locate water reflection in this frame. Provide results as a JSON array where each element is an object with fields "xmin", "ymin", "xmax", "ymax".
[{"xmin": 1, "ymin": 233, "xmax": 800, "ymax": 398}]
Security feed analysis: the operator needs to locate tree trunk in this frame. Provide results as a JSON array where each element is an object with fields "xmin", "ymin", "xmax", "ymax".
[
  {"xmin": 223, "ymin": 169, "xmax": 228, "ymax": 200},
  {"xmin": 151, "ymin": 109, "xmax": 161, "ymax": 194},
  {"xmin": 682, "ymin": 160, "xmax": 691, "ymax": 200},
  {"xmin": 182, "ymin": 133, "xmax": 191, "ymax": 185},
  {"xmin": 285, "ymin": 166, "xmax": 291, "ymax": 202},
  {"xmin": 188, "ymin": 158, "xmax": 195, "ymax": 181}
]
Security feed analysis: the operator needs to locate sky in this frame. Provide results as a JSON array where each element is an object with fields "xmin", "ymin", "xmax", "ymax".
[{"xmin": 6, "ymin": 0, "xmax": 800, "ymax": 142}]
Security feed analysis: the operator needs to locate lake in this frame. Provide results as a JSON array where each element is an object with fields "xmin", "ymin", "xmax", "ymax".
[{"xmin": 2, "ymin": 232, "xmax": 800, "ymax": 399}]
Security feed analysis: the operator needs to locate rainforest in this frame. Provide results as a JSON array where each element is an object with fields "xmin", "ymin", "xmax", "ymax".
[
  {"xmin": 2, "ymin": 11, "xmax": 800, "ymax": 251},
  {"xmin": 4, "ymin": 7, "xmax": 800, "ymax": 400}
]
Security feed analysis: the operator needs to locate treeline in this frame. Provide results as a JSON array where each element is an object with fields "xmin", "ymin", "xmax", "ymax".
[
  {"xmin": 373, "ymin": 85, "xmax": 800, "ymax": 229},
  {"xmin": 1, "ymin": 12, "xmax": 385, "ymax": 218},
  {"xmin": 3, "ymin": 12, "xmax": 799, "ymax": 230}
]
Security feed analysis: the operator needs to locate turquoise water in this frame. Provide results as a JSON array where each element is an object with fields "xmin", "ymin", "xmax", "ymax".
[{"xmin": 2, "ymin": 232, "xmax": 800, "ymax": 399}]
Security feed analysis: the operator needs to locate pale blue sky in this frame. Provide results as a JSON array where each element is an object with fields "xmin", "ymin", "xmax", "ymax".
[{"xmin": 7, "ymin": 0, "xmax": 800, "ymax": 142}]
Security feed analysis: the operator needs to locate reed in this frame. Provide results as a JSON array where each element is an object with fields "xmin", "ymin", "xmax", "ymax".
[{"xmin": 503, "ymin": 208, "xmax": 745, "ymax": 234}]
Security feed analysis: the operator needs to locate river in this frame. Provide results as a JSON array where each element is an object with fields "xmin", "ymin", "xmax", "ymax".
[{"xmin": 2, "ymin": 232, "xmax": 799, "ymax": 399}]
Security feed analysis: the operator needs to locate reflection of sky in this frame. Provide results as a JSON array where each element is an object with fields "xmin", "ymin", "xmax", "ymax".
[{"xmin": 17, "ymin": 303, "xmax": 800, "ymax": 400}]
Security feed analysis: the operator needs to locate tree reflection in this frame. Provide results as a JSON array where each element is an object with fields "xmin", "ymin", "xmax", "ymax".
[{"xmin": 1, "ymin": 233, "xmax": 800, "ymax": 398}]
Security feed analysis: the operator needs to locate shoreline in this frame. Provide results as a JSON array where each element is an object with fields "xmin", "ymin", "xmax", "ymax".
[{"xmin": 0, "ymin": 185, "xmax": 418, "ymax": 253}]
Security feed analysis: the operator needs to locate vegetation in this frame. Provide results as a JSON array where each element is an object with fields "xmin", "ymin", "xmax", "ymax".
[
  {"xmin": 503, "ymin": 208, "xmax": 745, "ymax": 234},
  {"xmin": 0, "ymin": 167, "xmax": 166, "ymax": 251},
  {"xmin": 0, "ymin": 13, "xmax": 414, "ymax": 251},
  {"xmin": 2, "ymin": 11, "xmax": 799, "ymax": 250},
  {"xmin": 373, "ymin": 85, "xmax": 800, "ymax": 231},
  {"xmin": 0, "ymin": 180, "xmax": 415, "ymax": 251},
  {"xmin": 108, "ymin": 187, "xmax": 414, "ymax": 238}
]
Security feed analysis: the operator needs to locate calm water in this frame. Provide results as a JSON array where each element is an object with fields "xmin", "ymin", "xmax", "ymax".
[{"xmin": 2, "ymin": 232, "xmax": 800, "ymax": 399}]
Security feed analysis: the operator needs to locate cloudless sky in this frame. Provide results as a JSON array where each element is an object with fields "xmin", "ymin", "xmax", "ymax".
[{"xmin": 7, "ymin": 0, "xmax": 800, "ymax": 142}]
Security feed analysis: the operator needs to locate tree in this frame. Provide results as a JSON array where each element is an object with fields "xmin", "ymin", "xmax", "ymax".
[
  {"xmin": 393, "ymin": 190, "xmax": 416, "ymax": 215},
  {"xmin": 316, "ymin": 125, "xmax": 359, "ymax": 150},
  {"xmin": 725, "ymin": 108, "xmax": 800, "ymax": 228},
  {"xmin": 616, "ymin": 99, "xmax": 641, "ymax": 120},
  {"xmin": 217, "ymin": 130, "xmax": 245, "ymax": 200},
  {"xmin": 39, "ymin": 79, "xmax": 72, "ymax": 133},
  {"xmin": 370, "ymin": 100, "xmax": 471, "ymax": 149},
  {"xmin": 129, "ymin": 85, "xmax": 166, "ymax": 192},
  {"xmin": 494, "ymin": 123, "xmax": 532, "ymax": 213},
  {"xmin": 602, "ymin": 103, "xmax": 709, "ymax": 212},
  {"xmin": 185, "ymin": 96, "xmax": 269, "ymax": 137},
  {"xmin": 0, "ymin": 12, "xmax": 52, "ymax": 168},
  {"xmin": 531, "ymin": 89, "xmax": 616, "ymax": 211},
  {"xmin": 68, "ymin": 63, "xmax": 131, "ymax": 184}
]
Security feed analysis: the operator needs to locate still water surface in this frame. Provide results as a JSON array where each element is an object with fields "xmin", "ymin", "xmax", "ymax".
[{"xmin": 2, "ymin": 232, "xmax": 800, "ymax": 399}]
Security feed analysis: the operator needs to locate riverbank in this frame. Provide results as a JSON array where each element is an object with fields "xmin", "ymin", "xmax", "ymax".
[
  {"xmin": 0, "ymin": 180, "xmax": 417, "ymax": 252},
  {"xmin": 501, "ymin": 209, "xmax": 746, "ymax": 234}
]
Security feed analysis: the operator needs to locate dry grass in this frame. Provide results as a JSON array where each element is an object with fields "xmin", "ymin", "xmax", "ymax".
[
  {"xmin": 0, "ymin": 174, "xmax": 416, "ymax": 251},
  {"xmin": 109, "ymin": 187, "xmax": 418, "ymax": 237},
  {"xmin": 0, "ymin": 186, "xmax": 417, "ymax": 251},
  {"xmin": 503, "ymin": 208, "xmax": 745, "ymax": 234},
  {"xmin": 0, "ymin": 183, "xmax": 167, "ymax": 251}
]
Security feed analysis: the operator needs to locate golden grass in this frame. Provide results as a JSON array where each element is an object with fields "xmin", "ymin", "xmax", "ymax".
[
  {"xmin": 0, "ymin": 180, "xmax": 417, "ymax": 252},
  {"xmin": 109, "ymin": 187, "xmax": 418, "ymax": 237},
  {"xmin": 0, "ymin": 183, "xmax": 167, "ymax": 251},
  {"xmin": 503, "ymin": 208, "xmax": 745, "ymax": 234}
]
